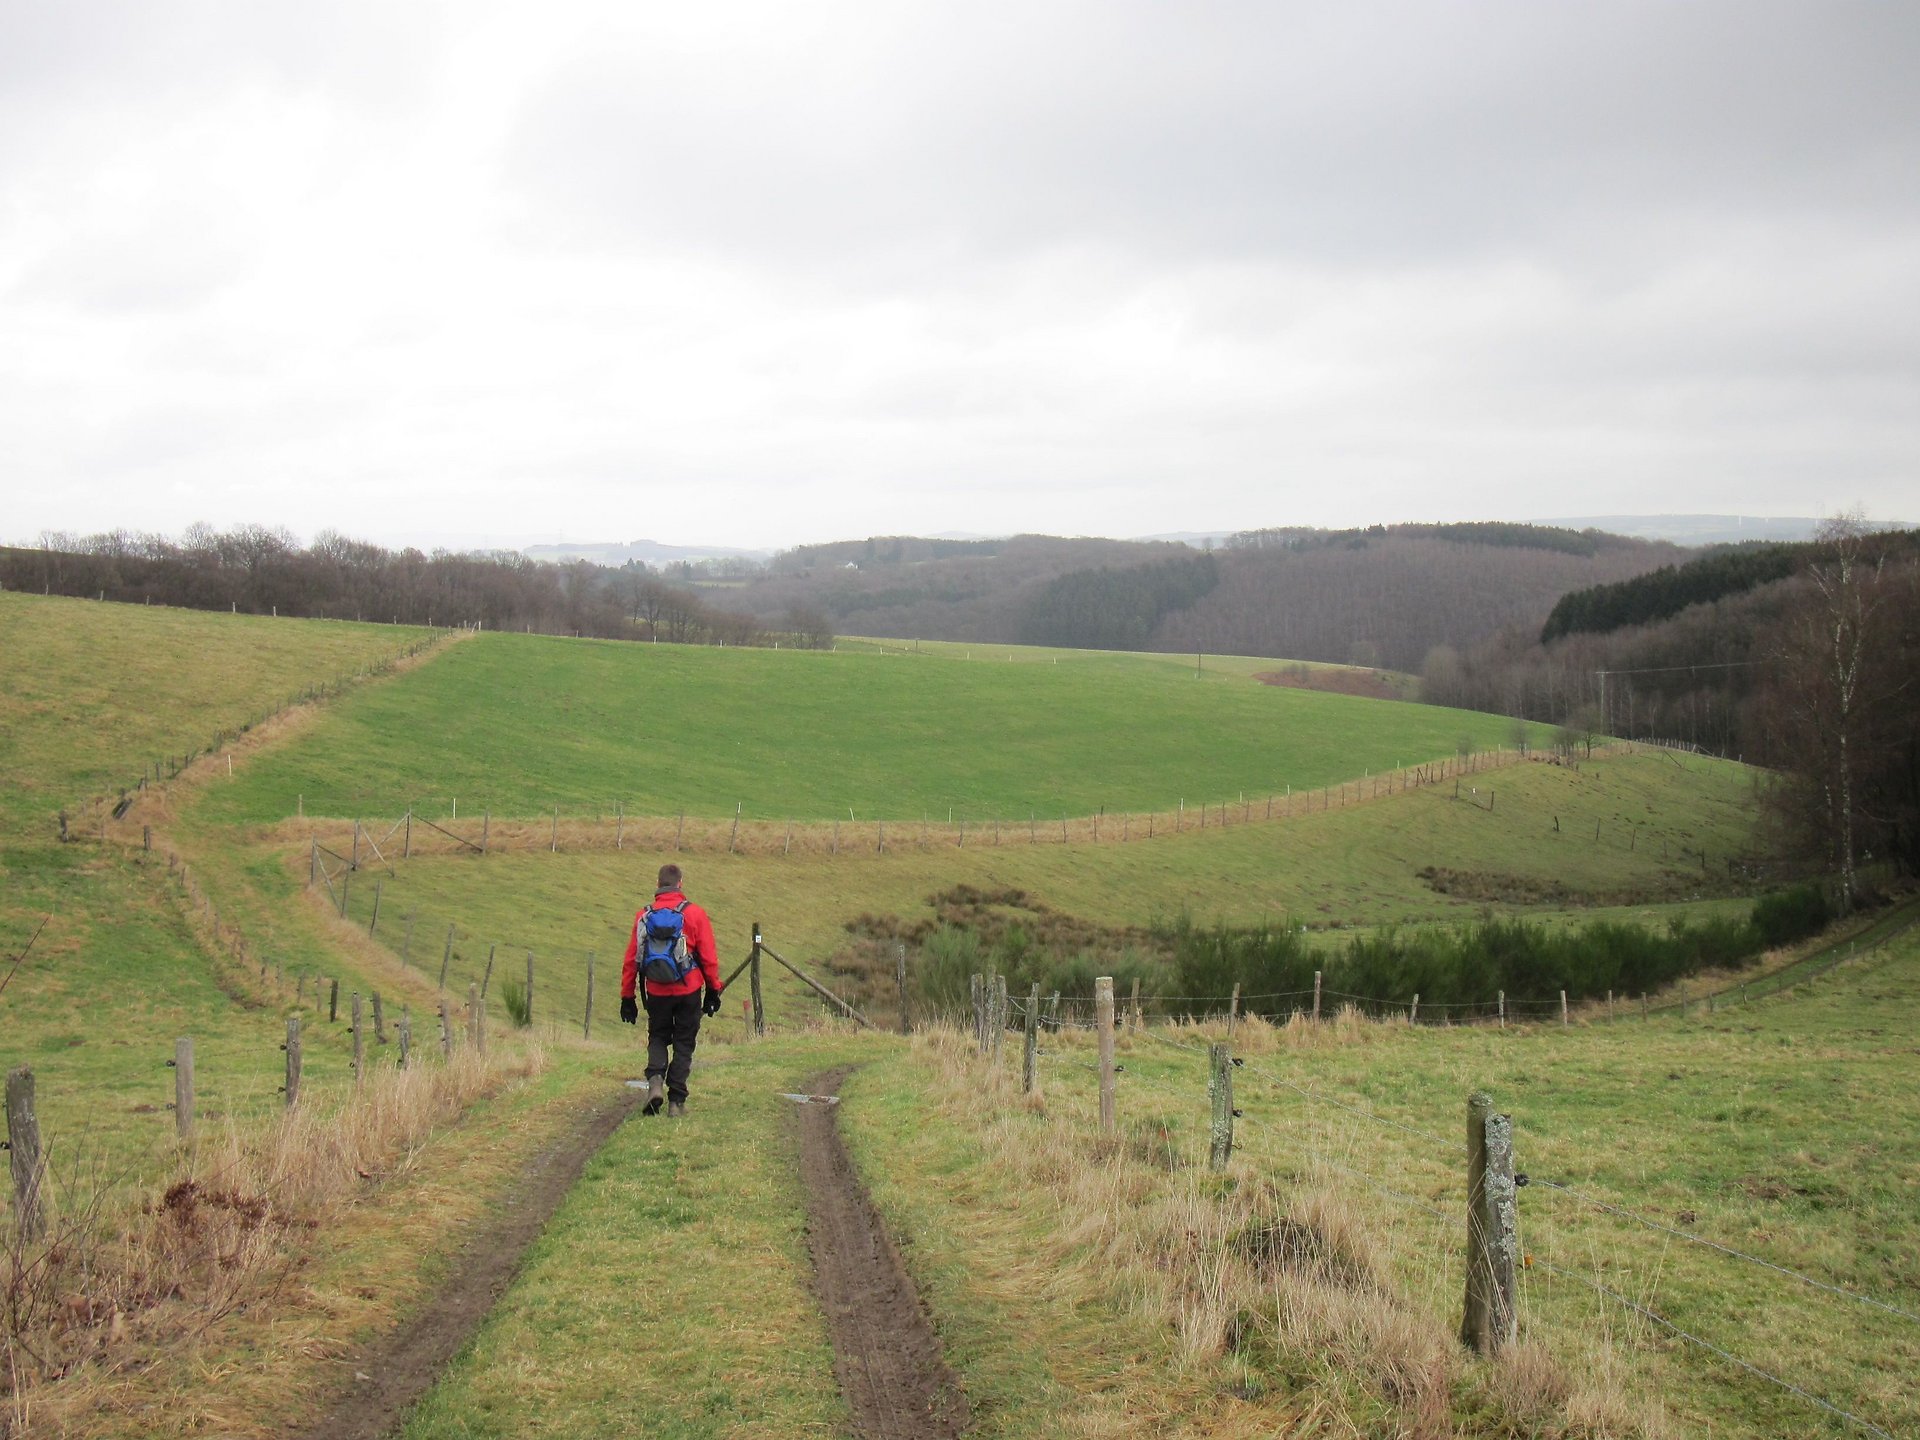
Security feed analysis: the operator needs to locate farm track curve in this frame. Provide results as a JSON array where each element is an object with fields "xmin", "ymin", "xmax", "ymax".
[
  {"xmin": 287, "ymin": 1083, "xmax": 640, "ymax": 1440},
  {"xmin": 797, "ymin": 1066, "xmax": 970, "ymax": 1439}
]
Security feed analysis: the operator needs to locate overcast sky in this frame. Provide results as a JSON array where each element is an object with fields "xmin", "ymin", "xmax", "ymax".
[{"xmin": 3, "ymin": 1, "xmax": 1915, "ymax": 553}]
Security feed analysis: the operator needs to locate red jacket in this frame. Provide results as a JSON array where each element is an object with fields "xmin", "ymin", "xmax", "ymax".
[{"xmin": 622, "ymin": 891, "xmax": 722, "ymax": 999}]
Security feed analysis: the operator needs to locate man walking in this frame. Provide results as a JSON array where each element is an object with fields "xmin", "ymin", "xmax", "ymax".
[{"xmin": 620, "ymin": 863, "xmax": 723, "ymax": 1116}]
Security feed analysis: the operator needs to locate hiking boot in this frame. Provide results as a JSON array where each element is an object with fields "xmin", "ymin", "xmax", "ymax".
[
  {"xmin": 667, "ymin": 1100, "xmax": 687, "ymax": 1118},
  {"xmin": 643, "ymin": 1075, "xmax": 664, "ymax": 1116}
]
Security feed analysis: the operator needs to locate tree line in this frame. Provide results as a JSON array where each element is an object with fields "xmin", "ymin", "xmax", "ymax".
[{"xmin": 1, "ymin": 526, "xmax": 834, "ymax": 649}]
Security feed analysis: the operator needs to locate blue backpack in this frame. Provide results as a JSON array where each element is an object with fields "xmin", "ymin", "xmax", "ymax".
[{"xmin": 638, "ymin": 901, "xmax": 697, "ymax": 985}]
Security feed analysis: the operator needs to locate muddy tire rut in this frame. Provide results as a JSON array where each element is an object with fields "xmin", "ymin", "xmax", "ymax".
[{"xmin": 796, "ymin": 1066, "xmax": 970, "ymax": 1439}]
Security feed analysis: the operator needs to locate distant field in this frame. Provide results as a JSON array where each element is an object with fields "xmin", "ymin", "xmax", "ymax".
[
  {"xmin": 330, "ymin": 748, "xmax": 1763, "ymax": 1033},
  {"xmin": 0, "ymin": 591, "xmax": 435, "ymax": 839},
  {"xmin": 201, "ymin": 631, "xmax": 1547, "ymax": 826}
]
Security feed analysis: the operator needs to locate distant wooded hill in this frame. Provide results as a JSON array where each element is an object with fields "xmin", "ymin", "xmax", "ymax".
[{"xmin": 705, "ymin": 523, "xmax": 1682, "ymax": 673}]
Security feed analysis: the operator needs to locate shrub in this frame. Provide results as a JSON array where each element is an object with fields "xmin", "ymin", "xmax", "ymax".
[
  {"xmin": 1751, "ymin": 883, "xmax": 1830, "ymax": 949},
  {"xmin": 499, "ymin": 975, "xmax": 531, "ymax": 1028}
]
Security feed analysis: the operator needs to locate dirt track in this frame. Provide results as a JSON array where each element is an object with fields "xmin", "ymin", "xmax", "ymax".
[
  {"xmin": 287, "ymin": 1085, "xmax": 639, "ymax": 1440},
  {"xmin": 796, "ymin": 1067, "xmax": 970, "ymax": 1439}
]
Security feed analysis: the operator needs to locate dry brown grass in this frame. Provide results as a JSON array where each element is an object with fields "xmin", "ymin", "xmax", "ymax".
[
  {"xmin": 2, "ymin": 1038, "xmax": 540, "ymax": 1436},
  {"xmin": 909, "ymin": 1024, "xmax": 1665, "ymax": 1438}
]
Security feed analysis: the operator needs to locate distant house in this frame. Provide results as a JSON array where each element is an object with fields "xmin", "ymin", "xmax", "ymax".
[{"xmin": 842, "ymin": 561, "xmax": 860, "ymax": 570}]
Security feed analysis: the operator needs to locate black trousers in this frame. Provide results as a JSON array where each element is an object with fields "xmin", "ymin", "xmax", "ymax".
[{"xmin": 643, "ymin": 991, "xmax": 704, "ymax": 1101}]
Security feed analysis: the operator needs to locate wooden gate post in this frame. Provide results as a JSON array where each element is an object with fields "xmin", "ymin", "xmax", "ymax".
[
  {"xmin": 1208, "ymin": 1043, "xmax": 1234, "ymax": 1171},
  {"xmin": 1095, "ymin": 977, "xmax": 1116, "ymax": 1133},
  {"xmin": 584, "ymin": 953, "xmax": 595, "ymax": 1040},
  {"xmin": 1461, "ymin": 1091, "xmax": 1518, "ymax": 1355},
  {"xmin": 174, "ymin": 1037, "xmax": 195, "ymax": 1141},
  {"xmin": 895, "ymin": 943, "xmax": 911, "ymax": 1036},
  {"xmin": 351, "ymin": 993, "xmax": 364, "ymax": 1086},
  {"xmin": 284, "ymin": 1015, "xmax": 302, "ymax": 1109},
  {"xmin": 6, "ymin": 1066, "xmax": 44, "ymax": 1241},
  {"xmin": 1022, "ymin": 982, "xmax": 1041, "ymax": 1095},
  {"xmin": 750, "ymin": 923, "xmax": 766, "ymax": 1037}
]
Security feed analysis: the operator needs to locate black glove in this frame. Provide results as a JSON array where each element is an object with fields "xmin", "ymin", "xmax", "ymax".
[
  {"xmin": 620, "ymin": 996, "xmax": 638, "ymax": 1024},
  {"xmin": 702, "ymin": 990, "xmax": 722, "ymax": 1017}
]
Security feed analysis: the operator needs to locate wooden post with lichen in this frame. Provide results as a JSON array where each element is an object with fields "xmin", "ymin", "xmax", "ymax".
[
  {"xmin": 1208, "ymin": 1043, "xmax": 1234, "ymax": 1171},
  {"xmin": 175, "ymin": 1037, "xmax": 195, "ymax": 1141},
  {"xmin": 1461, "ymin": 1090, "xmax": 1518, "ymax": 1355},
  {"xmin": 1023, "ymin": 982, "xmax": 1040, "ymax": 1095},
  {"xmin": 1096, "ymin": 976, "xmax": 1116, "ymax": 1133},
  {"xmin": 7, "ymin": 1066, "xmax": 44, "ymax": 1241},
  {"xmin": 284, "ymin": 1015, "xmax": 302, "ymax": 1109}
]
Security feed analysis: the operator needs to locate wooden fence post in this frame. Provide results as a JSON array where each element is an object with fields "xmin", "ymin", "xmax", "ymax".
[
  {"xmin": 1410, "ymin": 993, "xmax": 1420, "ymax": 1024},
  {"xmin": 525, "ymin": 950, "xmax": 535, "ymax": 1028},
  {"xmin": 584, "ymin": 953, "xmax": 595, "ymax": 1040},
  {"xmin": 1498, "ymin": 990, "xmax": 1506, "ymax": 1029},
  {"xmin": 1228, "ymin": 982, "xmax": 1241, "ymax": 1036},
  {"xmin": 7, "ymin": 1066, "xmax": 45, "ymax": 1241},
  {"xmin": 438, "ymin": 1002, "xmax": 452, "ymax": 1058},
  {"xmin": 468, "ymin": 982, "xmax": 482, "ymax": 1053},
  {"xmin": 1560, "ymin": 990, "xmax": 1569, "ymax": 1026},
  {"xmin": 329, "ymin": 978, "xmax": 339, "ymax": 1023},
  {"xmin": 1208, "ymin": 1043, "xmax": 1234, "ymax": 1171},
  {"xmin": 352, "ymin": 993, "xmax": 364, "ymax": 1086},
  {"xmin": 1129, "ymin": 976, "xmax": 1141, "ymax": 1032},
  {"xmin": 1096, "ymin": 977, "xmax": 1116, "ymax": 1133},
  {"xmin": 751, "ymin": 924, "xmax": 765, "ymax": 1037},
  {"xmin": 369, "ymin": 880, "xmax": 383, "ymax": 936},
  {"xmin": 403, "ymin": 914, "xmax": 415, "ymax": 967},
  {"xmin": 440, "ymin": 924, "xmax": 454, "ymax": 989},
  {"xmin": 1313, "ymin": 970, "xmax": 1322, "ymax": 1021},
  {"xmin": 481, "ymin": 809, "xmax": 489, "ymax": 855},
  {"xmin": 339, "ymin": 865, "xmax": 351, "ymax": 918},
  {"xmin": 895, "ymin": 943, "xmax": 910, "ymax": 1036},
  {"xmin": 615, "ymin": 802, "xmax": 623, "ymax": 850},
  {"xmin": 1461, "ymin": 1091, "xmax": 1518, "ymax": 1355},
  {"xmin": 373, "ymin": 991, "xmax": 387, "ymax": 1043},
  {"xmin": 1023, "ymin": 982, "xmax": 1040, "ymax": 1095},
  {"xmin": 284, "ymin": 1016, "xmax": 302, "ymax": 1109},
  {"xmin": 399, "ymin": 1006, "xmax": 412, "ymax": 1068},
  {"xmin": 991, "ymin": 976, "xmax": 1006, "ymax": 1063},
  {"xmin": 482, "ymin": 944, "xmax": 496, "ymax": 998},
  {"xmin": 174, "ymin": 1037, "xmax": 194, "ymax": 1141},
  {"xmin": 309, "ymin": 836, "xmax": 318, "ymax": 886},
  {"xmin": 404, "ymin": 808, "xmax": 412, "ymax": 859},
  {"xmin": 971, "ymin": 973, "xmax": 985, "ymax": 1052}
]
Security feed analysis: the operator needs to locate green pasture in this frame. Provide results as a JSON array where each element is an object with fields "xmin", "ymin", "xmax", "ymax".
[
  {"xmin": 392, "ymin": 930, "xmax": 1920, "ymax": 1440},
  {"xmin": 323, "ymin": 748, "xmax": 1763, "ymax": 1034},
  {"xmin": 0, "ymin": 590, "xmax": 434, "ymax": 839},
  {"xmin": 1004, "ymin": 930, "xmax": 1920, "ymax": 1439},
  {"xmin": 198, "ymin": 630, "xmax": 1547, "ymax": 827}
]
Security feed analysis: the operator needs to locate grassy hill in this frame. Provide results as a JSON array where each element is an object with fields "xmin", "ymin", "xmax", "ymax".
[
  {"xmin": 198, "ymin": 629, "xmax": 1549, "ymax": 827},
  {"xmin": 13, "ymin": 592, "xmax": 1910, "ymax": 1440}
]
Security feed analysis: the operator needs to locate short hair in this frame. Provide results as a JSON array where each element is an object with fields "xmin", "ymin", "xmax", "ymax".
[{"xmin": 657, "ymin": 863, "xmax": 683, "ymax": 892}]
